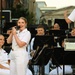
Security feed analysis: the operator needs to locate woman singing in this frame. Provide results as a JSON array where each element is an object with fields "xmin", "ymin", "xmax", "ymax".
[{"xmin": 7, "ymin": 17, "xmax": 31, "ymax": 75}]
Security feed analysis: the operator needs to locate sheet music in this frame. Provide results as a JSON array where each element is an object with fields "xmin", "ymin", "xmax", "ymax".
[
  {"xmin": 64, "ymin": 38, "xmax": 75, "ymax": 51},
  {"xmin": 64, "ymin": 42, "xmax": 75, "ymax": 51}
]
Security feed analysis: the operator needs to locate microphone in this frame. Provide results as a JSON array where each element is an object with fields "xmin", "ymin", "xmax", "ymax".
[
  {"xmin": 15, "ymin": 26, "xmax": 20, "ymax": 30},
  {"xmin": 9, "ymin": 26, "xmax": 20, "ymax": 30}
]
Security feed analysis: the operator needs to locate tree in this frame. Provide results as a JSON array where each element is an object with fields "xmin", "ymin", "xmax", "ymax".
[
  {"xmin": 11, "ymin": 4, "xmax": 35, "ymax": 25},
  {"xmin": 40, "ymin": 15, "xmax": 46, "ymax": 24}
]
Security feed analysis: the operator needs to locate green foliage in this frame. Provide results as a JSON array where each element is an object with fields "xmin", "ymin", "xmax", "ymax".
[
  {"xmin": 11, "ymin": 4, "xmax": 35, "ymax": 25},
  {"xmin": 40, "ymin": 18, "xmax": 46, "ymax": 24}
]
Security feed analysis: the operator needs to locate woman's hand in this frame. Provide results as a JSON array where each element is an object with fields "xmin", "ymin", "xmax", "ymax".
[
  {"xmin": 64, "ymin": 10, "xmax": 68, "ymax": 18},
  {"xmin": 12, "ymin": 27, "xmax": 17, "ymax": 35}
]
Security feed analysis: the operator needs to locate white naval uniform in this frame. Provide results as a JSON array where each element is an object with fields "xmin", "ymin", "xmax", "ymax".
[
  {"xmin": 68, "ymin": 9, "xmax": 75, "ymax": 22},
  {"xmin": 0, "ymin": 49, "xmax": 10, "ymax": 75},
  {"xmin": 10, "ymin": 28, "xmax": 32, "ymax": 75}
]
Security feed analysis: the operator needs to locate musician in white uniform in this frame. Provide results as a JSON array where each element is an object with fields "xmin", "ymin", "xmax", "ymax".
[
  {"xmin": 7, "ymin": 17, "xmax": 32, "ymax": 75},
  {"xmin": 0, "ymin": 34, "xmax": 10, "ymax": 75}
]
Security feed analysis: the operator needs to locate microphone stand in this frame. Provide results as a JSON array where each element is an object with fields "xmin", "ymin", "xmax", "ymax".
[{"xmin": 63, "ymin": 29, "xmax": 70, "ymax": 75}]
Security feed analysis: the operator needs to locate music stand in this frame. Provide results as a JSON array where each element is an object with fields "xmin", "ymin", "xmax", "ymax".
[
  {"xmin": 52, "ymin": 47, "xmax": 74, "ymax": 75},
  {"xmin": 52, "ymin": 47, "xmax": 65, "ymax": 75},
  {"xmin": 52, "ymin": 47, "xmax": 64, "ymax": 65},
  {"xmin": 64, "ymin": 36, "xmax": 75, "ymax": 64},
  {"xmin": 49, "ymin": 30, "xmax": 66, "ymax": 47},
  {"xmin": 33, "ymin": 35, "xmax": 54, "ymax": 50},
  {"xmin": 49, "ymin": 29, "xmax": 66, "ymax": 37},
  {"xmin": 63, "ymin": 42, "xmax": 75, "ymax": 75},
  {"xmin": 31, "ymin": 35, "xmax": 54, "ymax": 75}
]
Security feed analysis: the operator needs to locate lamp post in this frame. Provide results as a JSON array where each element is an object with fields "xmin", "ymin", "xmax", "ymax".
[{"xmin": 0, "ymin": 0, "xmax": 2, "ymax": 33}]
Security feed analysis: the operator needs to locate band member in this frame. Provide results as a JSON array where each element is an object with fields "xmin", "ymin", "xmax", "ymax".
[
  {"xmin": 0, "ymin": 34, "xmax": 10, "ymax": 75},
  {"xmin": 7, "ymin": 17, "xmax": 32, "ymax": 75}
]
